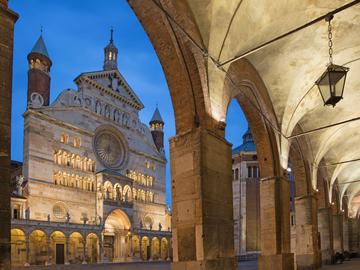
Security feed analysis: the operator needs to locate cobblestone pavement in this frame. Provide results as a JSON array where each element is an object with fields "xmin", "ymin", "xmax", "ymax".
[{"xmin": 13, "ymin": 258, "xmax": 360, "ymax": 270}]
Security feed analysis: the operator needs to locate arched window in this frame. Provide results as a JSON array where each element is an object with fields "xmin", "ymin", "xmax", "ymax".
[
  {"xmin": 104, "ymin": 105, "xmax": 110, "ymax": 118},
  {"xmin": 54, "ymin": 171, "xmax": 58, "ymax": 185},
  {"xmin": 235, "ymin": 168, "xmax": 239, "ymax": 180},
  {"xmin": 95, "ymin": 101, "xmax": 102, "ymax": 114}
]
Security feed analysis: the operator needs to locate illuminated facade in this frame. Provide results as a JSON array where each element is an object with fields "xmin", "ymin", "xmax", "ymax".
[{"xmin": 10, "ymin": 32, "xmax": 171, "ymax": 266}]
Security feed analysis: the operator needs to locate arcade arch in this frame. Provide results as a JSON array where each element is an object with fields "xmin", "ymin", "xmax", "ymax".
[
  {"xmin": 86, "ymin": 233, "xmax": 99, "ymax": 263},
  {"xmin": 29, "ymin": 230, "xmax": 47, "ymax": 265},
  {"xmin": 11, "ymin": 229, "xmax": 26, "ymax": 266},
  {"xmin": 68, "ymin": 232, "xmax": 84, "ymax": 264}
]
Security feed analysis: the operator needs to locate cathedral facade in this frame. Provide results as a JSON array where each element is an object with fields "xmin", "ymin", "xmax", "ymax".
[{"xmin": 10, "ymin": 32, "xmax": 171, "ymax": 266}]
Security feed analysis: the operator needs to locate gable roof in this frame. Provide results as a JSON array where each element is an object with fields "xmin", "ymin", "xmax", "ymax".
[{"xmin": 74, "ymin": 69, "xmax": 144, "ymax": 110}]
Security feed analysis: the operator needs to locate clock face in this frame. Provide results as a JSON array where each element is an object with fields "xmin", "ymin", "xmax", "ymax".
[
  {"xmin": 93, "ymin": 129, "xmax": 127, "ymax": 169},
  {"xmin": 30, "ymin": 92, "xmax": 44, "ymax": 108}
]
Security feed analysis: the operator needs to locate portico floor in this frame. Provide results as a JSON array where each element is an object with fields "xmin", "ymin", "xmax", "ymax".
[{"xmin": 12, "ymin": 258, "xmax": 360, "ymax": 270}]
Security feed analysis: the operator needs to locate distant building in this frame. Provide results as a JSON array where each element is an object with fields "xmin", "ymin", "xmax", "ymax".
[
  {"xmin": 10, "ymin": 31, "xmax": 171, "ymax": 266},
  {"xmin": 232, "ymin": 129, "xmax": 260, "ymax": 259},
  {"xmin": 232, "ymin": 129, "xmax": 296, "ymax": 260}
]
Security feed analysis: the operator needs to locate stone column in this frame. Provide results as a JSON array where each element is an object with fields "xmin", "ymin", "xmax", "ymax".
[
  {"xmin": 45, "ymin": 236, "xmax": 51, "ymax": 265},
  {"xmin": 0, "ymin": 2, "xmax": 18, "ymax": 270},
  {"xmin": 170, "ymin": 128, "xmax": 236, "ymax": 270},
  {"xmin": 139, "ymin": 236, "xmax": 143, "ymax": 260},
  {"xmin": 349, "ymin": 218, "xmax": 359, "ymax": 254},
  {"xmin": 24, "ymin": 234, "xmax": 30, "ymax": 266},
  {"xmin": 258, "ymin": 175, "xmax": 294, "ymax": 270},
  {"xmin": 168, "ymin": 238, "xmax": 171, "ymax": 261},
  {"xmin": 317, "ymin": 207, "xmax": 334, "ymax": 264},
  {"xmin": 129, "ymin": 235, "xmax": 133, "ymax": 258},
  {"xmin": 149, "ymin": 237, "xmax": 152, "ymax": 261},
  {"xmin": 82, "ymin": 237, "xmax": 87, "ymax": 264},
  {"xmin": 294, "ymin": 194, "xmax": 321, "ymax": 269},
  {"xmin": 343, "ymin": 217, "xmax": 349, "ymax": 252},
  {"xmin": 332, "ymin": 213, "xmax": 344, "ymax": 253},
  {"xmin": 65, "ymin": 236, "xmax": 70, "ymax": 264},
  {"xmin": 98, "ymin": 236, "xmax": 103, "ymax": 263}
]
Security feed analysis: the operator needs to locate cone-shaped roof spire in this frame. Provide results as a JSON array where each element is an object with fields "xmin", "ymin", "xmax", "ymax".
[
  {"xmin": 150, "ymin": 107, "xmax": 164, "ymax": 124},
  {"xmin": 30, "ymin": 35, "xmax": 50, "ymax": 59}
]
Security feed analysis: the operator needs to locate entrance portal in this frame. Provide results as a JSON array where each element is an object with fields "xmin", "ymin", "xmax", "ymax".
[
  {"xmin": 55, "ymin": 244, "xmax": 64, "ymax": 264},
  {"xmin": 103, "ymin": 209, "xmax": 131, "ymax": 262}
]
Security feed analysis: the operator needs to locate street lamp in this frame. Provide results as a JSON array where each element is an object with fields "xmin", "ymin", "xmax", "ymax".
[{"xmin": 315, "ymin": 14, "xmax": 349, "ymax": 107}]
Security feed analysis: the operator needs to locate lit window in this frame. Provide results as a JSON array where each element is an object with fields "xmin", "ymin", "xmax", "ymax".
[
  {"xmin": 74, "ymin": 136, "xmax": 81, "ymax": 148},
  {"xmin": 60, "ymin": 133, "xmax": 69, "ymax": 144}
]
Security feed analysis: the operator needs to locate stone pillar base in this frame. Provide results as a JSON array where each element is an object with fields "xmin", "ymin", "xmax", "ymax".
[
  {"xmin": 296, "ymin": 253, "xmax": 321, "ymax": 270},
  {"xmin": 258, "ymin": 253, "xmax": 294, "ymax": 270},
  {"xmin": 171, "ymin": 258, "xmax": 236, "ymax": 270},
  {"xmin": 321, "ymin": 249, "xmax": 333, "ymax": 265}
]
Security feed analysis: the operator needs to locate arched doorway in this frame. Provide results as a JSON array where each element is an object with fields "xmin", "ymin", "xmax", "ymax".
[
  {"xmin": 160, "ymin": 238, "xmax": 168, "ymax": 260},
  {"xmin": 151, "ymin": 237, "xmax": 160, "ymax": 260},
  {"xmin": 68, "ymin": 232, "xmax": 84, "ymax": 264},
  {"xmin": 86, "ymin": 233, "xmax": 99, "ymax": 263},
  {"xmin": 131, "ymin": 235, "xmax": 140, "ymax": 259},
  {"xmin": 103, "ymin": 209, "xmax": 131, "ymax": 262},
  {"xmin": 29, "ymin": 230, "xmax": 47, "ymax": 265},
  {"xmin": 50, "ymin": 231, "xmax": 66, "ymax": 264},
  {"xmin": 141, "ymin": 236, "xmax": 150, "ymax": 261},
  {"xmin": 11, "ymin": 229, "xmax": 26, "ymax": 265}
]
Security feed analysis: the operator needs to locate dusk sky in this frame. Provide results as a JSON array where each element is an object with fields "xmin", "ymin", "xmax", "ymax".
[{"xmin": 9, "ymin": 0, "xmax": 248, "ymax": 206}]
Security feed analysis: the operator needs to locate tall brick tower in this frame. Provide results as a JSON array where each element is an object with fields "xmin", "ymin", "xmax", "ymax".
[
  {"xmin": 0, "ymin": 1, "xmax": 18, "ymax": 269},
  {"xmin": 149, "ymin": 107, "xmax": 164, "ymax": 151},
  {"xmin": 27, "ymin": 34, "xmax": 52, "ymax": 107}
]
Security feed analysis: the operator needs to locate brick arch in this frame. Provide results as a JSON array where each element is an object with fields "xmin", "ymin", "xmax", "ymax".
[
  {"xmin": 317, "ymin": 172, "xmax": 330, "ymax": 209},
  {"xmin": 128, "ymin": 0, "xmax": 211, "ymax": 133},
  {"xmin": 224, "ymin": 58, "xmax": 281, "ymax": 178},
  {"xmin": 288, "ymin": 138, "xmax": 312, "ymax": 197}
]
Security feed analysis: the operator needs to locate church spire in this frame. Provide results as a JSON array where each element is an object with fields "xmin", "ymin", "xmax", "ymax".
[
  {"xmin": 27, "ymin": 33, "xmax": 52, "ymax": 107},
  {"xmin": 103, "ymin": 28, "xmax": 118, "ymax": 71},
  {"xmin": 149, "ymin": 106, "xmax": 164, "ymax": 151}
]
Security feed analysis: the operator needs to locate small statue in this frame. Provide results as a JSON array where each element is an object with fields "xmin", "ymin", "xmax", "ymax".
[
  {"xmin": 47, "ymin": 214, "xmax": 50, "ymax": 222},
  {"xmin": 25, "ymin": 207, "xmax": 30, "ymax": 220},
  {"xmin": 98, "ymin": 216, "xmax": 102, "ymax": 225},
  {"xmin": 149, "ymin": 223, "xmax": 153, "ymax": 231},
  {"xmin": 159, "ymin": 222, "xmax": 162, "ymax": 231},
  {"xmin": 66, "ymin": 212, "xmax": 70, "ymax": 223},
  {"xmin": 83, "ymin": 217, "xmax": 88, "ymax": 225},
  {"xmin": 140, "ymin": 220, "xmax": 143, "ymax": 229}
]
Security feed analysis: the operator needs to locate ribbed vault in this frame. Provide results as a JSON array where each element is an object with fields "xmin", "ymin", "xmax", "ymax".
[{"xmin": 148, "ymin": 0, "xmax": 360, "ymax": 216}]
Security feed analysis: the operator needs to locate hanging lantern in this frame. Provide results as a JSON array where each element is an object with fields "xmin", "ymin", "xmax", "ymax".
[{"xmin": 315, "ymin": 14, "xmax": 349, "ymax": 107}]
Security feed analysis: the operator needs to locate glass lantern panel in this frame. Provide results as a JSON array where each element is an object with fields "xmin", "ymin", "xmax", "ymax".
[
  {"xmin": 318, "ymin": 83, "xmax": 331, "ymax": 103},
  {"xmin": 329, "ymin": 70, "xmax": 346, "ymax": 97}
]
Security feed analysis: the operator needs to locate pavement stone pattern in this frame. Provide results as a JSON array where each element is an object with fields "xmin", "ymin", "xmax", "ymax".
[{"xmin": 11, "ymin": 259, "xmax": 360, "ymax": 270}]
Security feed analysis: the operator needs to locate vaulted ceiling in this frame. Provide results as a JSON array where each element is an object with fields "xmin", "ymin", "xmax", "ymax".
[{"xmin": 181, "ymin": 0, "xmax": 360, "ymax": 216}]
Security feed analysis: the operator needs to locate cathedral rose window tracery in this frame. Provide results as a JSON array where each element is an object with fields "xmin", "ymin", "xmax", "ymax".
[{"xmin": 93, "ymin": 127, "xmax": 128, "ymax": 170}]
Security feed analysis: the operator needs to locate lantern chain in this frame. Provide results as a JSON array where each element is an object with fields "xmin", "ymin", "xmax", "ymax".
[{"xmin": 328, "ymin": 17, "xmax": 333, "ymax": 64}]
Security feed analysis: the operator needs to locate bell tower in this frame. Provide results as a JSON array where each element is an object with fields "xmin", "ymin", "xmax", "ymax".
[
  {"xmin": 149, "ymin": 107, "xmax": 164, "ymax": 151},
  {"xmin": 103, "ymin": 29, "xmax": 118, "ymax": 71},
  {"xmin": 27, "ymin": 34, "xmax": 52, "ymax": 107}
]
